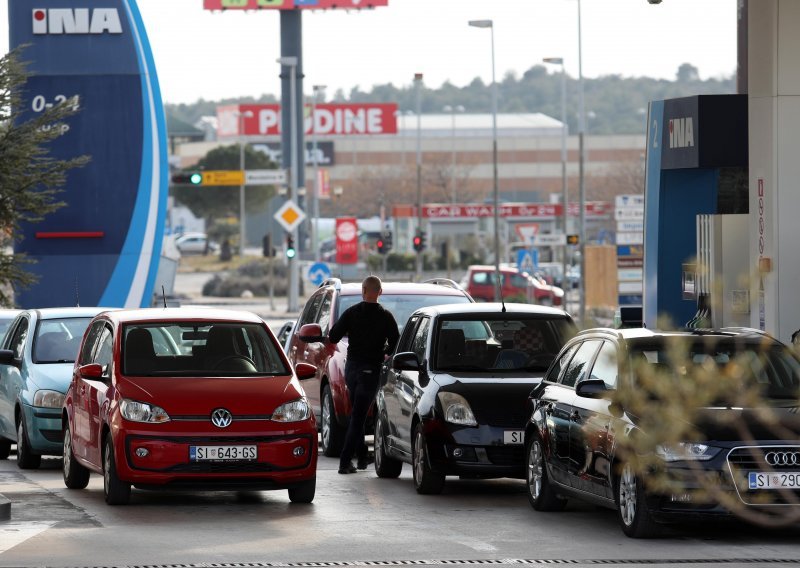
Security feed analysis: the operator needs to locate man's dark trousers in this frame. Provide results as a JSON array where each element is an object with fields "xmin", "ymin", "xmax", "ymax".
[{"xmin": 339, "ymin": 359, "xmax": 380, "ymax": 469}]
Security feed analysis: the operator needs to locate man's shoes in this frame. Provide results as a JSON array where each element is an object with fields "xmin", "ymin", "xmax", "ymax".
[
  {"xmin": 338, "ymin": 462, "xmax": 357, "ymax": 474},
  {"xmin": 357, "ymin": 457, "xmax": 369, "ymax": 470}
]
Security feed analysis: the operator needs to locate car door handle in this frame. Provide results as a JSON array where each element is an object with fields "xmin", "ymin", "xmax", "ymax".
[{"xmin": 570, "ymin": 410, "xmax": 581, "ymax": 422}]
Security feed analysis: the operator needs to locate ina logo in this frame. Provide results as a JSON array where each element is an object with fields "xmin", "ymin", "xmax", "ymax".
[
  {"xmin": 32, "ymin": 8, "xmax": 123, "ymax": 35},
  {"xmin": 668, "ymin": 117, "xmax": 694, "ymax": 149}
]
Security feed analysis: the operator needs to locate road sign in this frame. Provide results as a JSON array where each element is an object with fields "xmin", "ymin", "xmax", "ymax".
[
  {"xmin": 531, "ymin": 233, "xmax": 566, "ymax": 246},
  {"xmin": 307, "ymin": 262, "xmax": 331, "ymax": 286},
  {"xmin": 274, "ymin": 200, "xmax": 306, "ymax": 232},
  {"xmin": 615, "ymin": 194, "xmax": 645, "ymax": 208},
  {"xmin": 245, "ymin": 169, "xmax": 287, "ymax": 185},
  {"xmin": 514, "ymin": 223, "xmax": 540, "ymax": 244},
  {"xmin": 516, "ymin": 249, "xmax": 538, "ymax": 272},
  {"xmin": 617, "ymin": 221, "xmax": 644, "ymax": 233},
  {"xmin": 616, "ymin": 232, "xmax": 644, "ymax": 245},
  {"xmin": 202, "ymin": 170, "xmax": 244, "ymax": 186},
  {"xmin": 614, "ymin": 208, "xmax": 644, "ymax": 221}
]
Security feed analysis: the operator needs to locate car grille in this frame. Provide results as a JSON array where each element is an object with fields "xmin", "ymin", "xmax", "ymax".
[
  {"xmin": 166, "ymin": 462, "xmax": 277, "ymax": 473},
  {"xmin": 727, "ymin": 446, "xmax": 800, "ymax": 506},
  {"xmin": 486, "ymin": 445, "xmax": 525, "ymax": 466},
  {"xmin": 471, "ymin": 398, "xmax": 529, "ymax": 429}
]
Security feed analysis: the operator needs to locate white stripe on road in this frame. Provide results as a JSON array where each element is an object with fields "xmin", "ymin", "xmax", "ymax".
[{"xmin": 0, "ymin": 521, "xmax": 55, "ymax": 554}]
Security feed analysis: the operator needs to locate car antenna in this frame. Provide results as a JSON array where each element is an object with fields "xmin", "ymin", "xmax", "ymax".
[
  {"xmin": 162, "ymin": 285, "xmax": 167, "ymax": 308},
  {"xmin": 75, "ymin": 277, "xmax": 80, "ymax": 307}
]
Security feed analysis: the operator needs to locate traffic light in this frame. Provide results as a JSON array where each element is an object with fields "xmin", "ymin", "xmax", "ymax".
[
  {"xmin": 413, "ymin": 231, "xmax": 426, "ymax": 253},
  {"xmin": 376, "ymin": 231, "xmax": 393, "ymax": 255},
  {"xmin": 376, "ymin": 237, "xmax": 387, "ymax": 255},
  {"xmin": 285, "ymin": 234, "xmax": 296, "ymax": 259},
  {"xmin": 262, "ymin": 234, "xmax": 273, "ymax": 258},
  {"xmin": 384, "ymin": 231, "xmax": 393, "ymax": 252},
  {"xmin": 171, "ymin": 171, "xmax": 203, "ymax": 186},
  {"xmin": 566, "ymin": 234, "xmax": 580, "ymax": 245}
]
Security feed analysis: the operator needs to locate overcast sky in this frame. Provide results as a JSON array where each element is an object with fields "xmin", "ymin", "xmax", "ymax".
[{"xmin": 1, "ymin": 0, "xmax": 738, "ymax": 105}]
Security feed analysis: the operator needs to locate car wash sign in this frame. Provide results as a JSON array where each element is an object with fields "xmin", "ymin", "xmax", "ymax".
[{"xmin": 10, "ymin": 2, "xmax": 168, "ymax": 309}]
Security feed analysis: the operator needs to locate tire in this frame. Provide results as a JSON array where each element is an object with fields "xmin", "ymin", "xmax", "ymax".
[
  {"xmin": 288, "ymin": 477, "xmax": 316, "ymax": 504},
  {"xmin": 0, "ymin": 438, "xmax": 11, "ymax": 460},
  {"xmin": 412, "ymin": 422, "xmax": 445, "ymax": 495},
  {"xmin": 16, "ymin": 419, "xmax": 41, "ymax": 470},
  {"xmin": 374, "ymin": 413, "xmax": 402, "ymax": 479},
  {"xmin": 62, "ymin": 424, "xmax": 90, "ymax": 489},
  {"xmin": 525, "ymin": 435, "xmax": 566, "ymax": 511},
  {"xmin": 321, "ymin": 384, "xmax": 344, "ymax": 457},
  {"xmin": 103, "ymin": 436, "xmax": 131, "ymax": 505},
  {"xmin": 616, "ymin": 462, "xmax": 660, "ymax": 538}
]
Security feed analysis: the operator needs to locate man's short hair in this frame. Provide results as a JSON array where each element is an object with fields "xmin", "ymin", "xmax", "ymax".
[{"xmin": 362, "ymin": 275, "xmax": 382, "ymax": 294}]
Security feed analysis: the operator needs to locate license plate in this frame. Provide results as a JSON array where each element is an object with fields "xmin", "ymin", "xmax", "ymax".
[
  {"xmin": 503, "ymin": 430, "xmax": 524, "ymax": 445},
  {"xmin": 190, "ymin": 445, "xmax": 257, "ymax": 462},
  {"xmin": 748, "ymin": 471, "xmax": 800, "ymax": 489}
]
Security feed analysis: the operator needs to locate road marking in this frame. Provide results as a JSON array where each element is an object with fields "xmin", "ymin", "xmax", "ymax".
[{"xmin": 0, "ymin": 521, "xmax": 55, "ymax": 554}]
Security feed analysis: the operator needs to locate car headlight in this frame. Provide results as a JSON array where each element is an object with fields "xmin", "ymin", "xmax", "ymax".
[
  {"xmin": 656, "ymin": 442, "xmax": 721, "ymax": 462},
  {"xmin": 272, "ymin": 399, "xmax": 310, "ymax": 422},
  {"xmin": 33, "ymin": 390, "xmax": 65, "ymax": 409},
  {"xmin": 437, "ymin": 392, "xmax": 477, "ymax": 426},
  {"xmin": 120, "ymin": 399, "xmax": 170, "ymax": 423}
]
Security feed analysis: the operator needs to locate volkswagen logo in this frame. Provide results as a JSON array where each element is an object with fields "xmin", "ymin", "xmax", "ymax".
[
  {"xmin": 765, "ymin": 451, "xmax": 800, "ymax": 467},
  {"xmin": 211, "ymin": 408, "xmax": 233, "ymax": 428}
]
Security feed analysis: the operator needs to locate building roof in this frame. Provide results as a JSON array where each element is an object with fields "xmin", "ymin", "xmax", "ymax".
[{"xmin": 395, "ymin": 112, "xmax": 564, "ymax": 138}]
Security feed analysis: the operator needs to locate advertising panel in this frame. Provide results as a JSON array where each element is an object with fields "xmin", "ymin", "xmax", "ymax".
[
  {"xmin": 392, "ymin": 202, "xmax": 612, "ymax": 219},
  {"xmin": 9, "ymin": 1, "xmax": 168, "ymax": 308},
  {"xmin": 204, "ymin": 0, "xmax": 388, "ymax": 9},
  {"xmin": 218, "ymin": 104, "xmax": 398, "ymax": 137},
  {"xmin": 252, "ymin": 141, "xmax": 335, "ymax": 166},
  {"xmin": 336, "ymin": 217, "xmax": 359, "ymax": 265}
]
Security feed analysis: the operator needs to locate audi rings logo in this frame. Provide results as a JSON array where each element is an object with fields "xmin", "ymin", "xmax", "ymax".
[
  {"xmin": 211, "ymin": 408, "xmax": 233, "ymax": 428},
  {"xmin": 765, "ymin": 451, "xmax": 800, "ymax": 467}
]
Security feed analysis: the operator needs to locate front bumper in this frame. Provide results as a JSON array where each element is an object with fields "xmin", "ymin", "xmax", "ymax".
[
  {"xmin": 424, "ymin": 421, "xmax": 526, "ymax": 478},
  {"xmin": 20, "ymin": 402, "xmax": 62, "ymax": 456}
]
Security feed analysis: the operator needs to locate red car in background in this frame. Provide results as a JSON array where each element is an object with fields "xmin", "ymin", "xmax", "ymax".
[
  {"xmin": 61, "ymin": 308, "xmax": 318, "ymax": 505},
  {"xmin": 462, "ymin": 265, "xmax": 564, "ymax": 306}
]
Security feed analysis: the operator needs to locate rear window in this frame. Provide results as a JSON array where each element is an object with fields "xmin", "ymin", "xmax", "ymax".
[
  {"xmin": 435, "ymin": 315, "xmax": 576, "ymax": 373},
  {"xmin": 34, "ymin": 317, "xmax": 93, "ymax": 364},
  {"xmin": 122, "ymin": 322, "xmax": 289, "ymax": 377},
  {"xmin": 337, "ymin": 293, "xmax": 471, "ymax": 333}
]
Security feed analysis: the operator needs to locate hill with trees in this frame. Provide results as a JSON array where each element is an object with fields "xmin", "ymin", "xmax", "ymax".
[{"xmin": 166, "ymin": 63, "xmax": 735, "ymax": 136}]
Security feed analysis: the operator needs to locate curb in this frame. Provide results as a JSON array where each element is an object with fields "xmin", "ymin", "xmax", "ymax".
[{"xmin": 0, "ymin": 494, "xmax": 10, "ymax": 521}]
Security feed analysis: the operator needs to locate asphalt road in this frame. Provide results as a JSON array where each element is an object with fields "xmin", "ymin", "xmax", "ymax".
[{"xmin": 1, "ymin": 451, "xmax": 800, "ymax": 568}]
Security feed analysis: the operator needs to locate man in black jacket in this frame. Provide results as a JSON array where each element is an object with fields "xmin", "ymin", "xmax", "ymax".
[{"xmin": 329, "ymin": 275, "xmax": 399, "ymax": 474}]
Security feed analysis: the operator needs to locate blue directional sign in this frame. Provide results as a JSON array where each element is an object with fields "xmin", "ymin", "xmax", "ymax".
[
  {"xmin": 307, "ymin": 262, "xmax": 332, "ymax": 286},
  {"xmin": 516, "ymin": 249, "xmax": 538, "ymax": 273}
]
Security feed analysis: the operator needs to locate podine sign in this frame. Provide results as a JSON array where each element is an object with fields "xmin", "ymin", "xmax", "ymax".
[{"xmin": 9, "ymin": 1, "xmax": 168, "ymax": 308}]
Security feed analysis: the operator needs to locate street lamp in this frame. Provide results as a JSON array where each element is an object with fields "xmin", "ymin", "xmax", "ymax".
[
  {"xmin": 542, "ymin": 56, "xmax": 568, "ymax": 295},
  {"xmin": 468, "ymin": 19, "xmax": 501, "ymax": 303},
  {"xmin": 236, "ymin": 109, "xmax": 254, "ymax": 256},
  {"xmin": 277, "ymin": 56, "xmax": 299, "ymax": 312},
  {"xmin": 414, "ymin": 73, "xmax": 423, "ymax": 279},
  {"xmin": 311, "ymin": 84, "xmax": 326, "ymax": 262},
  {"xmin": 575, "ymin": 0, "xmax": 587, "ymax": 325},
  {"xmin": 442, "ymin": 104, "xmax": 465, "ymax": 204}
]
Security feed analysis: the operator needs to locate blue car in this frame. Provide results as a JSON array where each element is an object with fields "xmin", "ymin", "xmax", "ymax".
[{"xmin": 0, "ymin": 307, "xmax": 111, "ymax": 469}]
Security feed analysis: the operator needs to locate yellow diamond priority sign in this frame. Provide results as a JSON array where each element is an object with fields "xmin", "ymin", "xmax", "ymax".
[{"xmin": 274, "ymin": 199, "xmax": 306, "ymax": 232}]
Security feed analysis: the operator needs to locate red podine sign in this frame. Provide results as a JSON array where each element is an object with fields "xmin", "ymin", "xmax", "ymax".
[
  {"xmin": 218, "ymin": 104, "xmax": 398, "ymax": 137},
  {"xmin": 336, "ymin": 217, "xmax": 359, "ymax": 265},
  {"xmin": 204, "ymin": 0, "xmax": 388, "ymax": 10},
  {"xmin": 392, "ymin": 202, "xmax": 613, "ymax": 219}
]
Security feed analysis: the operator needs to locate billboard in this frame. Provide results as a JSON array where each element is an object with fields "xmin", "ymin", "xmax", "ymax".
[
  {"xmin": 335, "ymin": 217, "xmax": 358, "ymax": 265},
  {"xmin": 204, "ymin": 0, "xmax": 388, "ymax": 10},
  {"xmin": 218, "ymin": 104, "xmax": 398, "ymax": 137},
  {"xmin": 9, "ymin": 2, "xmax": 168, "ymax": 308}
]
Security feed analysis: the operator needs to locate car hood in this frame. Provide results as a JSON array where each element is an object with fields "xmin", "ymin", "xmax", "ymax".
[
  {"xmin": 28, "ymin": 363, "xmax": 75, "ymax": 394},
  {"xmin": 434, "ymin": 374, "xmax": 542, "ymax": 427},
  {"xmin": 117, "ymin": 375, "xmax": 304, "ymax": 416}
]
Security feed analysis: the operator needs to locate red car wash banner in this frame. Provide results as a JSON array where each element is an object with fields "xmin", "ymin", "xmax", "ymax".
[
  {"xmin": 218, "ymin": 103, "xmax": 398, "ymax": 137},
  {"xmin": 204, "ymin": 0, "xmax": 388, "ymax": 10},
  {"xmin": 336, "ymin": 217, "xmax": 359, "ymax": 265}
]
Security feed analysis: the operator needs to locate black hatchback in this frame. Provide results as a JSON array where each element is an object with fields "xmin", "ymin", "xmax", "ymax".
[
  {"xmin": 374, "ymin": 303, "xmax": 576, "ymax": 494},
  {"xmin": 524, "ymin": 326, "xmax": 800, "ymax": 538}
]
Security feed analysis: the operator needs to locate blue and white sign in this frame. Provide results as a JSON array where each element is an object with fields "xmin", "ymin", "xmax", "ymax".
[
  {"xmin": 10, "ymin": 1, "xmax": 168, "ymax": 308},
  {"xmin": 307, "ymin": 262, "xmax": 332, "ymax": 286},
  {"xmin": 516, "ymin": 249, "xmax": 538, "ymax": 273}
]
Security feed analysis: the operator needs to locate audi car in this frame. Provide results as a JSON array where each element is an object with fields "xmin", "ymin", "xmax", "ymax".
[
  {"xmin": 62, "ymin": 308, "xmax": 318, "ymax": 505},
  {"xmin": 524, "ymin": 326, "xmax": 800, "ymax": 537}
]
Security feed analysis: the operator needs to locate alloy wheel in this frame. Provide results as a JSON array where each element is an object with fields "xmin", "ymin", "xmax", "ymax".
[
  {"xmin": 619, "ymin": 463, "xmax": 637, "ymax": 526},
  {"xmin": 527, "ymin": 439, "xmax": 543, "ymax": 501},
  {"xmin": 375, "ymin": 415, "xmax": 384, "ymax": 471},
  {"xmin": 321, "ymin": 393, "xmax": 332, "ymax": 450},
  {"xmin": 414, "ymin": 430, "xmax": 425, "ymax": 482}
]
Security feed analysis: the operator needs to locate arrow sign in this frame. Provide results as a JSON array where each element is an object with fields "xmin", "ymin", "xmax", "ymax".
[
  {"xmin": 307, "ymin": 262, "xmax": 332, "ymax": 286},
  {"xmin": 201, "ymin": 170, "xmax": 244, "ymax": 186},
  {"xmin": 246, "ymin": 169, "xmax": 287, "ymax": 185}
]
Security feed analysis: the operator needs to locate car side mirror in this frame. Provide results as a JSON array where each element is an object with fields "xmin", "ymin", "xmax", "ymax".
[
  {"xmin": 576, "ymin": 378, "xmax": 610, "ymax": 399},
  {"xmin": 295, "ymin": 362, "xmax": 317, "ymax": 380},
  {"xmin": 0, "ymin": 349, "xmax": 17, "ymax": 366},
  {"xmin": 79, "ymin": 363, "xmax": 104, "ymax": 380},
  {"xmin": 298, "ymin": 323, "xmax": 325, "ymax": 343},
  {"xmin": 392, "ymin": 351, "xmax": 420, "ymax": 372}
]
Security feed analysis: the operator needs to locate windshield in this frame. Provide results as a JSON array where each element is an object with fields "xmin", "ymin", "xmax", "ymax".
[
  {"xmin": 435, "ymin": 315, "xmax": 575, "ymax": 373},
  {"xmin": 337, "ymin": 293, "xmax": 470, "ymax": 333},
  {"xmin": 34, "ymin": 317, "xmax": 93, "ymax": 364},
  {"xmin": 123, "ymin": 322, "xmax": 289, "ymax": 376},
  {"xmin": 629, "ymin": 338, "xmax": 800, "ymax": 400}
]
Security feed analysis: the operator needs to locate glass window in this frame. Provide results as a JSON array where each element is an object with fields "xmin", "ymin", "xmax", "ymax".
[
  {"xmin": 397, "ymin": 316, "xmax": 419, "ymax": 353},
  {"xmin": 510, "ymin": 274, "xmax": 530, "ymax": 288},
  {"xmin": 34, "ymin": 317, "xmax": 93, "ymax": 364},
  {"xmin": 545, "ymin": 343, "xmax": 578, "ymax": 383},
  {"xmin": 8, "ymin": 317, "xmax": 29, "ymax": 360},
  {"xmin": 317, "ymin": 292, "xmax": 333, "ymax": 333},
  {"xmin": 587, "ymin": 341, "xmax": 618, "ymax": 389},
  {"xmin": 561, "ymin": 340, "xmax": 602, "ymax": 388},
  {"xmin": 122, "ymin": 322, "xmax": 289, "ymax": 377},
  {"xmin": 337, "ymin": 293, "xmax": 471, "ymax": 334},
  {"xmin": 94, "ymin": 327, "xmax": 114, "ymax": 372},
  {"xmin": 299, "ymin": 292, "xmax": 324, "ymax": 327},
  {"xmin": 411, "ymin": 318, "xmax": 430, "ymax": 362},
  {"xmin": 79, "ymin": 321, "xmax": 105, "ymax": 365}
]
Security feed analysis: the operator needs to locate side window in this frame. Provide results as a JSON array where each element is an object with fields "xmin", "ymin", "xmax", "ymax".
[
  {"xmin": 411, "ymin": 318, "xmax": 430, "ymax": 362},
  {"xmin": 510, "ymin": 274, "xmax": 529, "ymax": 288},
  {"xmin": 546, "ymin": 343, "xmax": 578, "ymax": 383},
  {"xmin": 586, "ymin": 341, "xmax": 618, "ymax": 389},
  {"xmin": 561, "ymin": 340, "xmax": 602, "ymax": 388},
  {"xmin": 79, "ymin": 321, "xmax": 105, "ymax": 365},
  {"xmin": 93, "ymin": 326, "xmax": 114, "ymax": 374},
  {"xmin": 298, "ymin": 292, "xmax": 324, "ymax": 327},
  {"xmin": 397, "ymin": 316, "xmax": 419, "ymax": 352},
  {"xmin": 317, "ymin": 292, "xmax": 333, "ymax": 333},
  {"xmin": 8, "ymin": 317, "xmax": 29, "ymax": 360}
]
